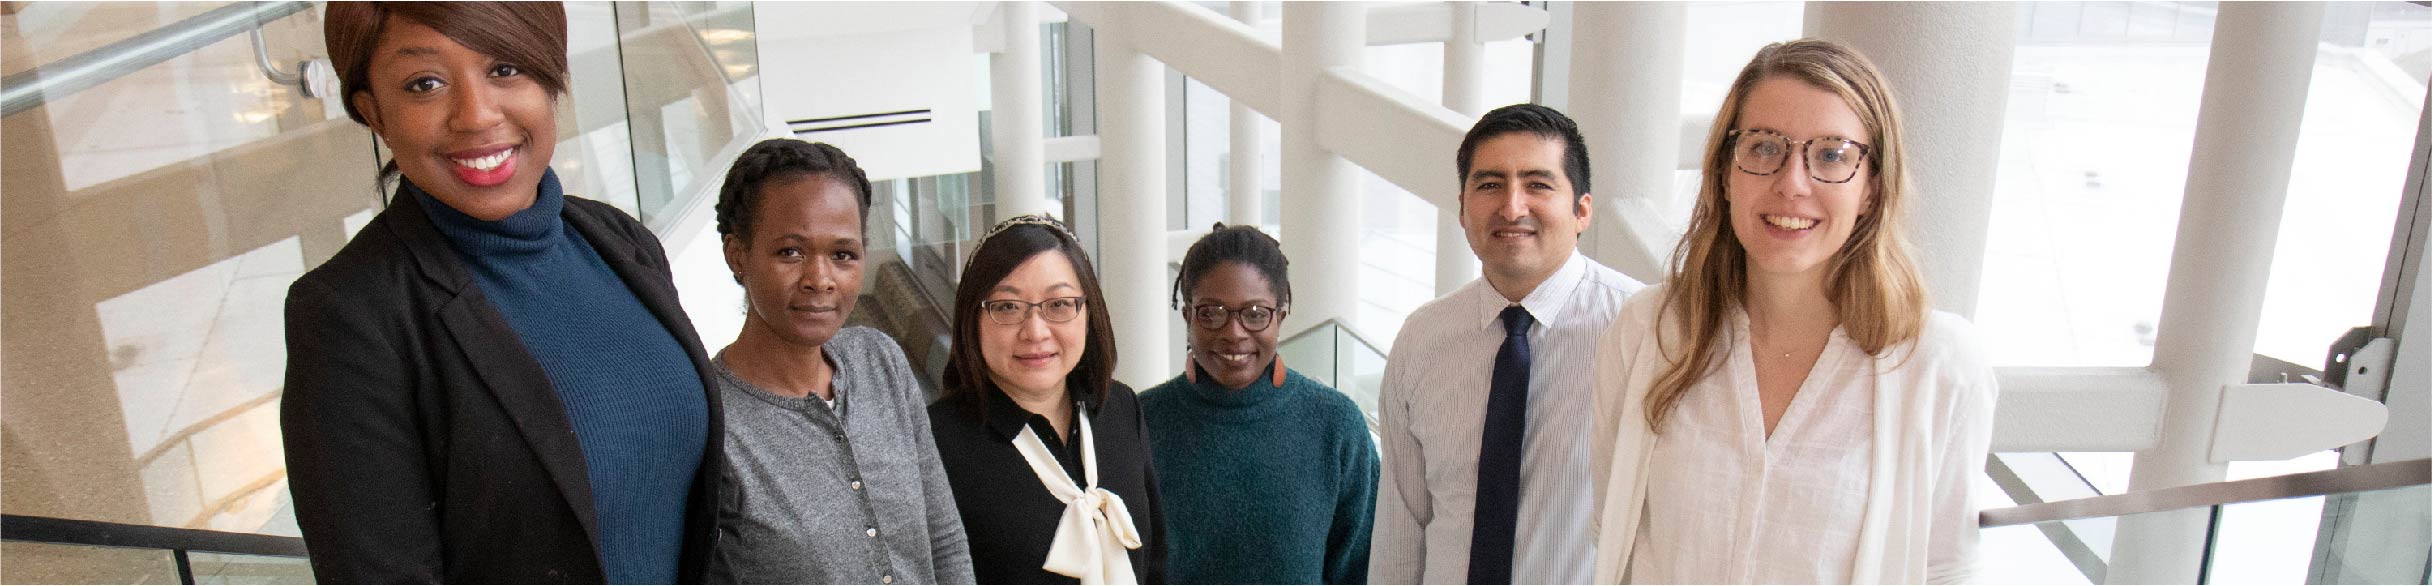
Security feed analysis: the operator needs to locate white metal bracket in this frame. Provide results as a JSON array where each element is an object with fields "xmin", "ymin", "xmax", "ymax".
[
  {"xmin": 1365, "ymin": 2, "xmax": 1549, "ymax": 46},
  {"xmin": 2337, "ymin": 337, "xmax": 2399, "ymax": 465},
  {"xmin": 2210, "ymin": 381, "xmax": 2391, "ymax": 462}
]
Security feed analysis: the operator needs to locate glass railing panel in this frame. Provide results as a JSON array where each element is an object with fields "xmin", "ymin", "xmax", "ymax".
[
  {"xmin": 555, "ymin": 1, "xmax": 642, "ymax": 215},
  {"xmin": 1275, "ymin": 320, "xmax": 1387, "ymax": 433},
  {"xmin": 1332, "ymin": 324, "xmax": 1387, "ymax": 430},
  {"xmin": 1980, "ymin": 460, "xmax": 2105, "ymax": 584},
  {"xmin": 3, "ymin": 1, "xmax": 370, "ymax": 537},
  {"xmin": 2305, "ymin": 483, "xmax": 2430, "ymax": 584},
  {"xmin": 1276, "ymin": 323, "xmax": 1342, "ymax": 394},
  {"xmin": 612, "ymin": 1, "xmax": 762, "ymax": 229},
  {"xmin": 907, "ymin": 171, "xmax": 985, "ymax": 284},
  {"xmin": 1979, "ymin": 523, "xmax": 2099, "ymax": 584},
  {"xmin": 1979, "ymin": 459, "xmax": 2431, "ymax": 584},
  {"xmin": 1, "ymin": 3, "xmax": 229, "ymax": 75},
  {"xmin": 187, "ymin": 551, "xmax": 312, "ymax": 585},
  {"xmin": 2200, "ymin": 451, "xmax": 2345, "ymax": 582},
  {"xmin": 2194, "ymin": 484, "xmax": 2429, "ymax": 583},
  {"xmin": 680, "ymin": 1, "xmax": 759, "ymax": 86},
  {"xmin": 2208, "ymin": 493, "xmax": 2337, "ymax": 583},
  {"xmin": 0, "ymin": 541, "xmax": 181, "ymax": 584},
  {"xmin": 2058, "ymin": 451, "xmax": 2135, "ymax": 495}
]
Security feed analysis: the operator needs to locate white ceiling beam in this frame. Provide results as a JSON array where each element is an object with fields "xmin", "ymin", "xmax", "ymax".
[
  {"xmin": 1365, "ymin": 1, "xmax": 1547, "ymax": 46},
  {"xmin": 1991, "ymin": 367, "xmax": 2168, "ymax": 452},
  {"xmin": 1053, "ymin": 1, "xmax": 1284, "ymax": 118},
  {"xmin": 1313, "ymin": 66, "xmax": 1471, "ymax": 210}
]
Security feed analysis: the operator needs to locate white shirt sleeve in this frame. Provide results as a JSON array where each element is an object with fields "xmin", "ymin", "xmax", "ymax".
[
  {"xmin": 1926, "ymin": 331, "xmax": 2000, "ymax": 585},
  {"xmin": 1588, "ymin": 298, "xmax": 1648, "ymax": 531},
  {"xmin": 1369, "ymin": 339, "xmax": 1431, "ymax": 584}
]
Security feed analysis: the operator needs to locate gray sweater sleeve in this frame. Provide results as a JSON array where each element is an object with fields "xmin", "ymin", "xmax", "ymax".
[{"xmin": 886, "ymin": 338, "xmax": 976, "ymax": 584}]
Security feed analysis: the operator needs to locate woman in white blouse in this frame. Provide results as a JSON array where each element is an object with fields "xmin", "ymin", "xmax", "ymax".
[{"xmin": 1587, "ymin": 39, "xmax": 1998, "ymax": 584}]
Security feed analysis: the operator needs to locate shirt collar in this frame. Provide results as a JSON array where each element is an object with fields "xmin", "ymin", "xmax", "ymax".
[
  {"xmin": 1473, "ymin": 250, "xmax": 1589, "ymax": 332},
  {"xmin": 981, "ymin": 384, "xmax": 1096, "ymax": 441}
]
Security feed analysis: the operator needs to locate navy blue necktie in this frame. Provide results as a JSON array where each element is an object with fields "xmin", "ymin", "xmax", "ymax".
[{"xmin": 1469, "ymin": 305, "xmax": 1533, "ymax": 584}]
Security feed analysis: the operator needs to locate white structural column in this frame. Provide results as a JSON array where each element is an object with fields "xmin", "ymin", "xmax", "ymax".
[
  {"xmin": 1565, "ymin": 2, "xmax": 1684, "ymax": 283},
  {"xmin": 2107, "ymin": 3, "xmax": 2325, "ymax": 582},
  {"xmin": 1433, "ymin": 1, "xmax": 1483, "ymax": 295},
  {"xmin": 1280, "ymin": 2, "xmax": 1367, "ymax": 332},
  {"xmin": 1096, "ymin": 33, "xmax": 1171, "ymax": 388},
  {"xmin": 1807, "ymin": 2, "xmax": 2015, "ymax": 317},
  {"xmin": 1227, "ymin": 1, "xmax": 1264, "ymax": 227},
  {"xmin": 991, "ymin": 1, "xmax": 1050, "ymax": 220}
]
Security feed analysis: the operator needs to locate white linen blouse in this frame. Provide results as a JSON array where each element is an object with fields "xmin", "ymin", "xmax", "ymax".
[{"xmin": 1587, "ymin": 283, "xmax": 1999, "ymax": 584}]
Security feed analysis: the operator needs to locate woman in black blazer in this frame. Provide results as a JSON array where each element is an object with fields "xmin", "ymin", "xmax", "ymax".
[{"xmin": 280, "ymin": 3, "xmax": 720, "ymax": 583}]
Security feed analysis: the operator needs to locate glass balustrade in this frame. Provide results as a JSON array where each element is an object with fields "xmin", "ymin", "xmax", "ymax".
[
  {"xmin": 0, "ymin": 542, "xmax": 180, "ymax": 585},
  {"xmin": 3, "ymin": 1, "xmax": 371, "ymax": 547},
  {"xmin": 1978, "ymin": 458, "xmax": 2430, "ymax": 584},
  {"xmin": 1276, "ymin": 319, "xmax": 1389, "ymax": 433},
  {"xmin": 2, "ymin": 3, "xmax": 761, "ymax": 582}
]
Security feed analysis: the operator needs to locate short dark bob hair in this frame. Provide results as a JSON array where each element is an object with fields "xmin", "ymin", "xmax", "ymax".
[{"xmin": 939, "ymin": 217, "xmax": 1119, "ymax": 419}]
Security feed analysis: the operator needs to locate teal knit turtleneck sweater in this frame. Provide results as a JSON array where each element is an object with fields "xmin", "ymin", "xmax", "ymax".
[
  {"xmin": 415, "ymin": 170, "xmax": 706, "ymax": 584},
  {"xmin": 1139, "ymin": 361, "xmax": 1379, "ymax": 585}
]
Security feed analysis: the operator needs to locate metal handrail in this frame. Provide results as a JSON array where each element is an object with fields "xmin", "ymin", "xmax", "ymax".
[
  {"xmin": 1, "ymin": 514, "xmax": 307, "ymax": 584},
  {"xmin": 1979, "ymin": 457, "xmax": 2431, "ymax": 528},
  {"xmin": 1278, "ymin": 317, "xmax": 1391, "ymax": 356},
  {"xmin": 2, "ymin": 1, "xmax": 315, "ymax": 117}
]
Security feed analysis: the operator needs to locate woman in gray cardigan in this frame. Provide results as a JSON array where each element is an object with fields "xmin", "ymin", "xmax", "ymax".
[{"xmin": 703, "ymin": 139, "xmax": 974, "ymax": 584}]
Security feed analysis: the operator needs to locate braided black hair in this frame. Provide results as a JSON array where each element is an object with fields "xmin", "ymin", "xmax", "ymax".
[
  {"xmin": 714, "ymin": 138, "xmax": 874, "ymax": 241},
  {"xmin": 1171, "ymin": 222, "xmax": 1292, "ymax": 310}
]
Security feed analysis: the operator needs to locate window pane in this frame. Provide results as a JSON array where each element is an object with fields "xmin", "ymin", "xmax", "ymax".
[
  {"xmin": 1977, "ymin": 2, "xmax": 2217, "ymax": 366},
  {"xmin": 2251, "ymin": 1, "xmax": 2428, "ymax": 370},
  {"xmin": 2205, "ymin": 452, "xmax": 2343, "ymax": 583}
]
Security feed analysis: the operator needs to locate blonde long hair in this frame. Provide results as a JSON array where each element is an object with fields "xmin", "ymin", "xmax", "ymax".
[{"xmin": 1646, "ymin": 39, "xmax": 1929, "ymax": 432}]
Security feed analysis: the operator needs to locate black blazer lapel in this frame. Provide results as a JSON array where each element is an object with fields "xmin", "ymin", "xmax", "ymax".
[{"xmin": 387, "ymin": 194, "xmax": 605, "ymax": 547}]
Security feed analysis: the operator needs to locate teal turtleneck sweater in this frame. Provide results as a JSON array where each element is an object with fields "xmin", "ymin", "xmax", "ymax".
[
  {"xmin": 1139, "ymin": 361, "xmax": 1378, "ymax": 585},
  {"xmin": 414, "ymin": 170, "xmax": 707, "ymax": 584}
]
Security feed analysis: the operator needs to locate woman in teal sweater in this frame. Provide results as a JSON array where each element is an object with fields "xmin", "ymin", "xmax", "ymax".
[{"xmin": 1139, "ymin": 223, "xmax": 1379, "ymax": 585}]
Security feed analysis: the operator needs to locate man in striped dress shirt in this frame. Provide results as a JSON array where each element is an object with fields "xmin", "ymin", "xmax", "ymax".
[{"xmin": 1369, "ymin": 104, "xmax": 1645, "ymax": 585}]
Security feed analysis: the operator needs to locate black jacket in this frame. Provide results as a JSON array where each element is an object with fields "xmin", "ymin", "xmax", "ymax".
[
  {"xmin": 279, "ymin": 192, "xmax": 723, "ymax": 583},
  {"xmin": 928, "ymin": 382, "xmax": 1167, "ymax": 584}
]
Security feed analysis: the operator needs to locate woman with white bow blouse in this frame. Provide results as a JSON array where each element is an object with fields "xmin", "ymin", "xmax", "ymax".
[{"xmin": 927, "ymin": 214, "xmax": 1168, "ymax": 585}]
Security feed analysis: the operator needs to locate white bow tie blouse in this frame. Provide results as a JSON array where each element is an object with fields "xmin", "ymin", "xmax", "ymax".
[{"xmin": 1012, "ymin": 415, "xmax": 1144, "ymax": 585}]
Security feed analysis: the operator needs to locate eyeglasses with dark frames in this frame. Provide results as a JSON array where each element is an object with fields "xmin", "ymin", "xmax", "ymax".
[
  {"xmin": 1727, "ymin": 129, "xmax": 1872, "ymax": 184},
  {"xmin": 981, "ymin": 297, "xmax": 1087, "ymax": 325},
  {"xmin": 1186, "ymin": 304, "xmax": 1284, "ymax": 332}
]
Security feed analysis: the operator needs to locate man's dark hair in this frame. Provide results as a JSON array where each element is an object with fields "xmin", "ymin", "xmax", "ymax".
[
  {"xmin": 714, "ymin": 138, "xmax": 875, "ymax": 241},
  {"xmin": 1454, "ymin": 103, "xmax": 1592, "ymax": 199},
  {"xmin": 1171, "ymin": 222, "xmax": 1291, "ymax": 310}
]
